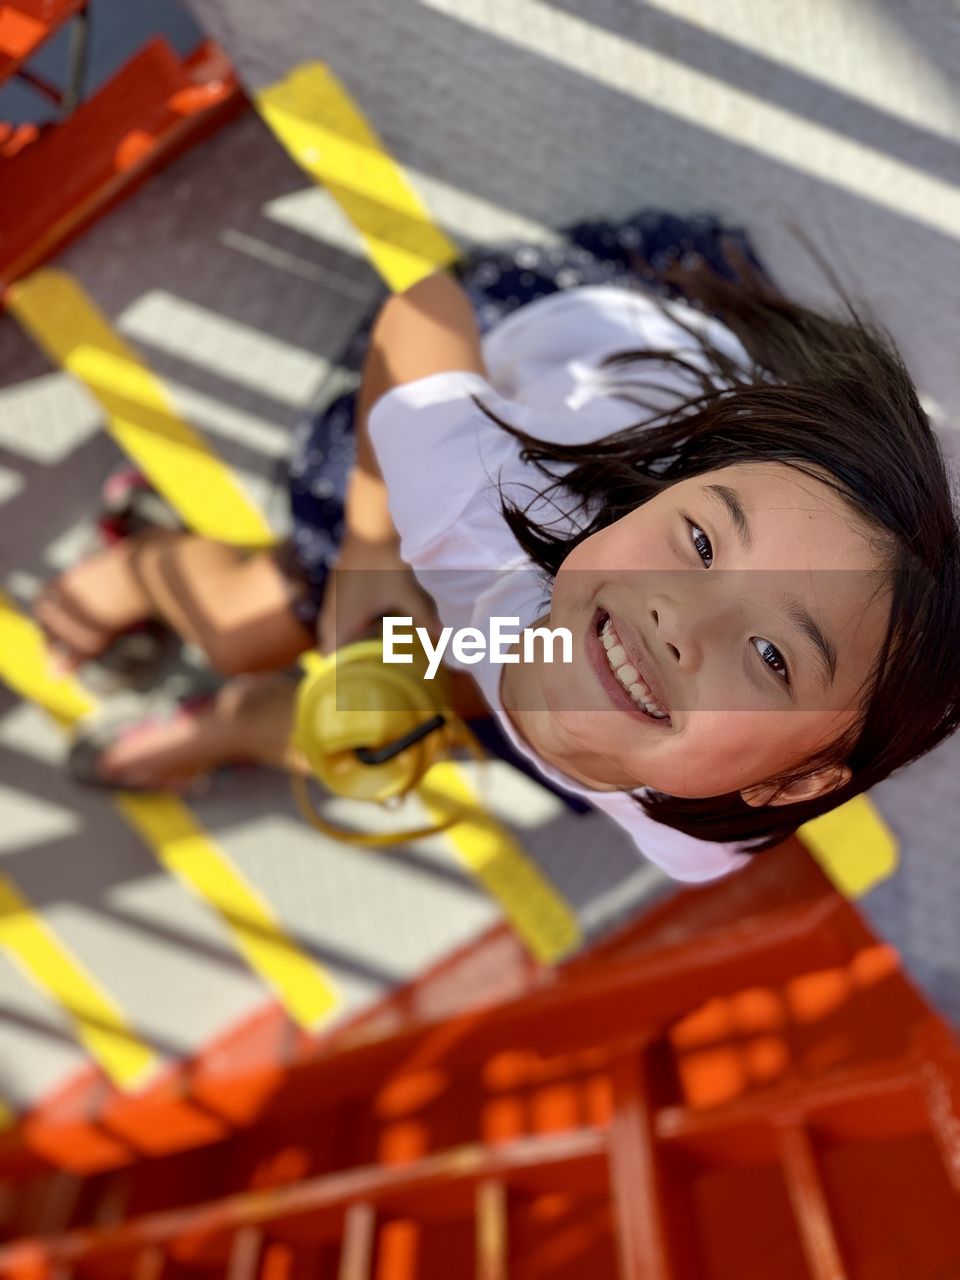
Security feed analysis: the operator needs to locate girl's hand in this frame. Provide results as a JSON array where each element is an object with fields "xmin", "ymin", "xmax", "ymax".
[{"xmin": 316, "ymin": 532, "xmax": 440, "ymax": 655}]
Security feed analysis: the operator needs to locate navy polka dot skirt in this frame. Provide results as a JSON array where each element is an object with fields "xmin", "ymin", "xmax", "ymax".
[{"xmin": 287, "ymin": 209, "xmax": 776, "ymax": 629}]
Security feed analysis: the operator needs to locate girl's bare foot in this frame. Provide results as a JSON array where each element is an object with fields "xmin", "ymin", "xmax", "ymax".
[{"xmin": 35, "ymin": 531, "xmax": 174, "ymax": 670}]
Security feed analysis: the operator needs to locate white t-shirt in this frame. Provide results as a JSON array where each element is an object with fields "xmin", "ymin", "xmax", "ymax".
[{"xmin": 369, "ymin": 285, "xmax": 754, "ymax": 883}]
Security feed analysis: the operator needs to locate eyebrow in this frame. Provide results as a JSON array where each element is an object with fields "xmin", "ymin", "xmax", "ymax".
[
  {"xmin": 699, "ymin": 483, "xmax": 838, "ymax": 689},
  {"xmin": 779, "ymin": 596, "xmax": 838, "ymax": 688},
  {"xmin": 703, "ymin": 483, "xmax": 753, "ymax": 551}
]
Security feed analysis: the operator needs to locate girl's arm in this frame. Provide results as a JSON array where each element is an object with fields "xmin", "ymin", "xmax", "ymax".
[
  {"xmin": 317, "ymin": 270, "xmax": 488, "ymax": 651},
  {"xmin": 345, "ymin": 270, "xmax": 487, "ymax": 541}
]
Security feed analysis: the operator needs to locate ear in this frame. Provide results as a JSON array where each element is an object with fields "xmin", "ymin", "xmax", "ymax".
[{"xmin": 739, "ymin": 763, "xmax": 852, "ymax": 809}]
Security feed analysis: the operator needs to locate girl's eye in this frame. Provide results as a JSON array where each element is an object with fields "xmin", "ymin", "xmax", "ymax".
[
  {"xmin": 687, "ymin": 521, "xmax": 713, "ymax": 567},
  {"xmin": 752, "ymin": 637, "xmax": 790, "ymax": 684},
  {"xmin": 681, "ymin": 519, "xmax": 788, "ymax": 686}
]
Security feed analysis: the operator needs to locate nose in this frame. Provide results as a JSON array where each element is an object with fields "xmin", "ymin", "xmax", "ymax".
[
  {"xmin": 649, "ymin": 595, "xmax": 703, "ymax": 672},
  {"xmin": 650, "ymin": 611, "xmax": 681, "ymax": 662}
]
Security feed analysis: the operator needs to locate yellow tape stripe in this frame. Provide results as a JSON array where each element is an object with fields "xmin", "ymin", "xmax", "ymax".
[
  {"xmin": 0, "ymin": 600, "xmax": 338, "ymax": 1066},
  {"xmin": 256, "ymin": 63, "xmax": 460, "ymax": 293},
  {"xmin": 417, "ymin": 763, "xmax": 582, "ymax": 964},
  {"xmin": 4, "ymin": 280, "xmax": 338, "ymax": 1040},
  {"xmin": 7, "ymin": 270, "xmax": 274, "ymax": 547},
  {"xmin": 0, "ymin": 876, "xmax": 158, "ymax": 1089},
  {"xmin": 117, "ymin": 794, "xmax": 340, "ymax": 1029},
  {"xmin": 799, "ymin": 794, "xmax": 898, "ymax": 898},
  {"xmin": 0, "ymin": 596, "xmax": 161, "ymax": 1086},
  {"xmin": 0, "ymin": 1098, "xmax": 15, "ymax": 1132},
  {"xmin": 0, "ymin": 591, "xmax": 96, "ymax": 726}
]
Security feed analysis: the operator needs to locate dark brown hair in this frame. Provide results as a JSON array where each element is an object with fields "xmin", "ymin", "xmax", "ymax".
[{"xmin": 476, "ymin": 257, "xmax": 960, "ymax": 852}]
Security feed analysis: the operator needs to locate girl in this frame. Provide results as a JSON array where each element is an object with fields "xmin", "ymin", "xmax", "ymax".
[{"xmin": 38, "ymin": 211, "xmax": 960, "ymax": 882}]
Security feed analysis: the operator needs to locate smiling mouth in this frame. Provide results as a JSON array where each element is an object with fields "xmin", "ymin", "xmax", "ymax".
[{"xmin": 593, "ymin": 610, "xmax": 671, "ymax": 723}]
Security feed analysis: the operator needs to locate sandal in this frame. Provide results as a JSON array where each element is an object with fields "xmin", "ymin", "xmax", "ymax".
[
  {"xmin": 98, "ymin": 467, "xmax": 183, "ymax": 545},
  {"xmin": 36, "ymin": 579, "xmax": 175, "ymax": 688},
  {"xmin": 36, "ymin": 481, "xmax": 180, "ymax": 684},
  {"xmin": 68, "ymin": 696, "xmax": 219, "ymax": 794}
]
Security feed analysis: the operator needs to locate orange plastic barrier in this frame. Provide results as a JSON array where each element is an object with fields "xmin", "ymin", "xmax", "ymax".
[
  {"xmin": 0, "ymin": 36, "xmax": 246, "ymax": 294},
  {"xmin": 0, "ymin": 841, "xmax": 956, "ymax": 1277}
]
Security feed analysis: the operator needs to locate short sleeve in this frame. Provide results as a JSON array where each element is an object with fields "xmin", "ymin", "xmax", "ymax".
[
  {"xmin": 562, "ymin": 788, "xmax": 749, "ymax": 884},
  {"xmin": 368, "ymin": 370, "xmax": 503, "ymax": 562},
  {"xmin": 481, "ymin": 286, "xmax": 752, "ymax": 406},
  {"xmin": 629, "ymin": 814, "xmax": 753, "ymax": 883}
]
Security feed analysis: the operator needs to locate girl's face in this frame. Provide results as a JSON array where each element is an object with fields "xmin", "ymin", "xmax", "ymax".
[{"xmin": 507, "ymin": 461, "xmax": 892, "ymax": 800}]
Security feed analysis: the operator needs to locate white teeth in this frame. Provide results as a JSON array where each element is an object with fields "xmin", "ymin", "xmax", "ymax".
[{"xmin": 599, "ymin": 615, "xmax": 668, "ymax": 719}]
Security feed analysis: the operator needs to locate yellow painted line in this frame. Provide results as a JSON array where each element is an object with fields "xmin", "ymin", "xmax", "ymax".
[
  {"xmin": 799, "ymin": 795, "xmax": 899, "ymax": 898},
  {"xmin": 0, "ymin": 591, "xmax": 95, "ymax": 727},
  {"xmin": 1, "ymin": 279, "xmax": 339, "ymax": 1026},
  {"xmin": 0, "ymin": 877, "xmax": 158, "ymax": 1089},
  {"xmin": 0, "ymin": 595, "xmax": 161, "ymax": 1087},
  {"xmin": 0, "ymin": 1098, "xmax": 17, "ymax": 1132},
  {"xmin": 0, "ymin": 606, "xmax": 136, "ymax": 1093},
  {"xmin": 117, "ymin": 794, "xmax": 340, "ymax": 1029},
  {"xmin": 256, "ymin": 63, "xmax": 460, "ymax": 292},
  {"xmin": 7, "ymin": 270, "xmax": 274, "ymax": 547},
  {"xmin": 0, "ymin": 598, "xmax": 339, "ymax": 1060},
  {"xmin": 417, "ymin": 763, "xmax": 582, "ymax": 964}
]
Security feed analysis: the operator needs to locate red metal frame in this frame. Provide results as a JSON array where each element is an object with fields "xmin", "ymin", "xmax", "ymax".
[
  {"xmin": 0, "ymin": 0, "xmax": 87, "ymax": 88},
  {"xmin": 0, "ymin": 841, "xmax": 956, "ymax": 1276},
  {"xmin": 0, "ymin": 36, "xmax": 247, "ymax": 297}
]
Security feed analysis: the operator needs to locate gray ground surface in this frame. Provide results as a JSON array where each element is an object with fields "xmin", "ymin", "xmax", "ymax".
[{"xmin": 0, "ymin": 0, "xmax": 958, "ymax": 1110}]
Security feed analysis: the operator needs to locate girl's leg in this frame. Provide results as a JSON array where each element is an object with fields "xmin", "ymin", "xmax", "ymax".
[
  {"xmin": 91, "ymin": 671, "xmax": 490, "ymax": 790},
  {"xmin": 35, "ymin": 530, "xmax": 314, "ymax": 674}
]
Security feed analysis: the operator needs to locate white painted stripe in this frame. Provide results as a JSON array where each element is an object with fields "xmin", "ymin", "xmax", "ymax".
[
  {"xmin": 642, "ymin": 0, "xmax": 960, "ymax": 138},
  {"xmin": 578, "ymin": 859, "xmax": 670, "ymax": 936},
  {"xmin": 161, "ymin": 375, "xmax": 291, "ymax": 460},
  {"xmin": 0, "ymin": 371, "xmax": 101, "ymax": 464},
  {"xmin": 117, "ymin": 291, "xmax": 330, "ymax": 409},
  {"xmin": 263, "ymin": 173, "xmax": 561, "ymax": 259},
  {"xmin": 419, "ymin": 0, "xmax": 960, "ymax": 240},
  {"xmin": 0, "ymin": 466, "xmax": 24, "ymax": 506}
]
